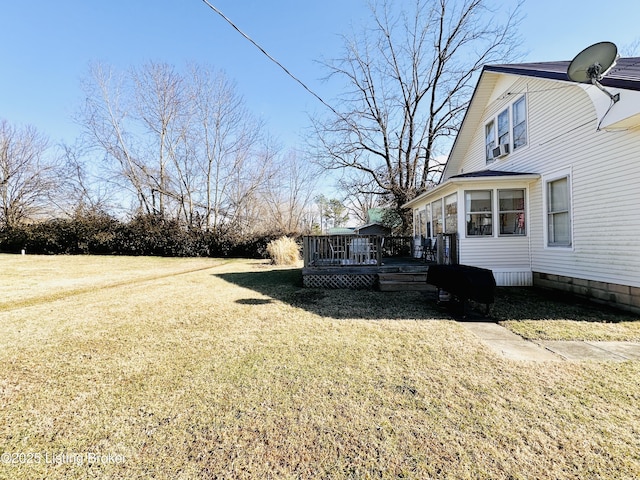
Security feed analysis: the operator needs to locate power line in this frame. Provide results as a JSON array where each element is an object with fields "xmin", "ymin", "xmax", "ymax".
[{"xmin": 200, "ymin": 0, "xmax": 341, "ymax": 117}]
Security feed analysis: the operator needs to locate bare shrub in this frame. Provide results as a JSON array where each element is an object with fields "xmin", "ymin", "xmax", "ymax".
[{"xmin": 266, "ymin": 236, "xmax": 300, "ymax": 265}]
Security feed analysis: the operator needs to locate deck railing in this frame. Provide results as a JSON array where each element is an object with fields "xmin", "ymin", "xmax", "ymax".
[
  {"xmin": 303, "ymin": 235, "xmax": 384, "ymax": 267},
  {"xmin": 302, "ymin": 235, "xmax": 418, "ymax": 267}
]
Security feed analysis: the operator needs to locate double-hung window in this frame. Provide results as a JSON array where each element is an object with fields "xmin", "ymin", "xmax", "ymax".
[
  {"xmin": 485, "ymin": 121, "xmax": 496, "ymax": 163},
  {"xmin": 497, "ymin": 109, "xmax": 510, "ymax": 148},
  {"xmin": 547, "ymin": 176, "xmax": 572, "ymax": 247},
  {"xmin": 485, "ymin": 95, "xmax": 527, "ymax": 164},
  {"xmin": 513, "ymin": 97, "xmax": 527, "ymax": 149}
]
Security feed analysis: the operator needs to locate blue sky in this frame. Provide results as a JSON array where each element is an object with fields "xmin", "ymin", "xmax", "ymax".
[{"xmin": 1, "ymin": 0, "xmax": 639, "ymax": 151}]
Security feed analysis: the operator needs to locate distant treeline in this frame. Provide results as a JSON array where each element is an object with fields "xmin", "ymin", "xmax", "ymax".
[{"xmin": 0, "ymin": 213, "xmax": 288, "ymax": 258}]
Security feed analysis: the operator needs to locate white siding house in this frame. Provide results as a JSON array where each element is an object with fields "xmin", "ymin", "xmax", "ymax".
[{"xmin": 404, "ymin": 57, "xmax": 640, "ymax": 313}]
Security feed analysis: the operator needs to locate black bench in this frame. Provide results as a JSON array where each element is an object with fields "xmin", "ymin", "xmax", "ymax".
[{"xmin": 427, "ymin": 264, "xmax": 496, "ymax": 315}]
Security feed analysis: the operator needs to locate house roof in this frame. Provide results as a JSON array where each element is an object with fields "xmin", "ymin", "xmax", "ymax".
[
  {"xmin": 326, "ymin": 227, "xmax": 356, "ymax": 235},
  {"xmin": 449, "ymin": 169, "xmax": 538, "ymax": 179},
  {"xmin": 485, "ymin": 57, "xmax": 640, "ymax": 92},
  {"xmin": 402, "ymin": 170, "xmax": 540, "ymax": 209},
  {"xmin": 440, "ymin": 55, "xmax": 640, "ymax": 181}
]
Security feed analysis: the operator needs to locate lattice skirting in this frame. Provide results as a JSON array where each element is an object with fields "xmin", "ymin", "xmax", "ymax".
[{"xmin": 303, "ymin": 273, "xmax": 377, "ymax": 289}]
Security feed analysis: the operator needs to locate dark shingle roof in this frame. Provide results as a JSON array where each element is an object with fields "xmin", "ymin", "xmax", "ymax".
[
  {"xmin": 449, "ymin": 170, "xmax": 537, "ymax": 179},
  {"xmin": 485, "ymin": 57, "xmax": 640, "ymax": 92}
]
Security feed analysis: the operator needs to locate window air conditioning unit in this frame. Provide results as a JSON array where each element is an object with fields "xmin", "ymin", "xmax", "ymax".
[{"xmin": 492, "ymin": 144, "xmax": 509, "ymax": 159}]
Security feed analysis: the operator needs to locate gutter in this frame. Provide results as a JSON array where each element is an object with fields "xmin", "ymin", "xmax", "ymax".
[{"xmin": 402, "ymin": 173, "xmax": 540, "ymax": 209}]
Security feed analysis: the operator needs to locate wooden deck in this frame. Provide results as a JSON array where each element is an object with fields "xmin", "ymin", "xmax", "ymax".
[
  {"xmin": 302, "ymin": 258, "xmax": 433, "ymax": 291},
  {"xmin": 302, "ymin": 234, "xmax": 457, "ymax": 291}
]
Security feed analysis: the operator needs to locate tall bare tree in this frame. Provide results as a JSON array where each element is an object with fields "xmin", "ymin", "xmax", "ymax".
[
  {"xmin": 0, "ymin": 120, "xmax": 57, "ymax": 228},
  {"xmin": 188, "ymin": 65, "xmax": 270, "ymax": 233},
  {"xmin": 79, "ymin": 62, "xmax": 274, "ymax": 232},
  {"xmin": 132, "ymin": 62, "xmax": 187, "ymax": 217},
  {"xmin": 261, "ymin": 150, "xmax": 319, "ymax": 234},
  {"xmin": 79, "ymin": 63, "xmax": 154, "ymax": 214},
  {"xmin": 312, "ymin": 0, "xmax": 523, "ymax": 233},
  {"xmin": 59, "ymin": 141, "xmax": 112, "ymax": 215}
]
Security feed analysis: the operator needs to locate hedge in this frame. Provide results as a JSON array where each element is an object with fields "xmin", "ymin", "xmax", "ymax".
[{"xmin": 0, "ymin": 214, "xmax": 290, "ymax": 259}]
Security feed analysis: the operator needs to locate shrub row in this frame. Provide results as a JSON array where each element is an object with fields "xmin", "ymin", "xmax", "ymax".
[{"xmin": 0, "ymin": 214, "xmax": 288, "ymax": 258}]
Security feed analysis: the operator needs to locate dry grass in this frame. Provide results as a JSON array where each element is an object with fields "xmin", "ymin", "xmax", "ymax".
[
  {"xmin": 0, "ymin": 255, "xmax": 639, "ymax": 479},
  {"xmin": 492, "ymin": 287, "xmax": 640, "ymax": 341},
  {"xmin": 266, "ymin": 236, "xmax": 301, "ymax": 266}
]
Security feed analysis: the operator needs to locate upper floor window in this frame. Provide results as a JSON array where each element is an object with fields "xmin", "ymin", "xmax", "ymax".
[
  {"xmin": 485, "ymin": 95, "xmax": 527, "ymax": 164},
  {"xmin": 485, "ymin": 121, "xmax": 496, "ymax": 163},
  {"xmin": 513, "ymin": 96, "xmax": 527, "ymax": 149},
  {"xmin": 497, "ymin": 109, "xmax": 510, "ymax": 147}
]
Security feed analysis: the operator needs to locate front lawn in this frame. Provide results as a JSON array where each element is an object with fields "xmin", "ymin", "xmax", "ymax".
[{"xmin": 1, "ymin": 255, "xmax": 639, "ymax": 479}]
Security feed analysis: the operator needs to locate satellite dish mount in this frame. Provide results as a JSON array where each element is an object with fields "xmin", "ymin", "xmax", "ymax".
[{"xmin": 567, "ymin": 42, "xmax": 620, "ymax": 103}]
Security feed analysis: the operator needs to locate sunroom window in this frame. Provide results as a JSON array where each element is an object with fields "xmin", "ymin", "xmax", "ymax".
[
  {"xmin": 444, "ymin": 194, "xmax": 458, "ymax": 233},
  {"xmin": 414, "ymin": 212, "xmax": 422, "ymax": 238},
  {"xmin": 499, "ymin": 189, "xmax": 525, "ymax": 235},
  {"xmin": 465, "ymin": 190, "xmax": 493, "ymax": 236},
  {"xmin": 432, "ymin": 199, "xmax": 443, "ymax": 235}
]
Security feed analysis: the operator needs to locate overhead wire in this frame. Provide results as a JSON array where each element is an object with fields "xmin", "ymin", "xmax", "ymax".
[{"xmin": 200, "ymin": 0, "xmax": 341, "ymax": 117}]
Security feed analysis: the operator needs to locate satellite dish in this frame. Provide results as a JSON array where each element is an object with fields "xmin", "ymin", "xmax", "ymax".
[{"xmin": 567, "ymin": 41, "xmax": 620, "ymax": 102}]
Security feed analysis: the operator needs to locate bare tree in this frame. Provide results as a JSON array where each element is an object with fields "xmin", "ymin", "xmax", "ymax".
[
  {"xmin": 336, "ymin": 170, "xmax": 386, "ymax": 225},
  {"xmin": 621, "ymin": 38, "xmax": 640, "ymax": 56},
  {"xmin": 188, "ymin": 65, "xmax": 270, "ymax": 233},
  {"xmin": 312, "ymin": 0, "xmax": 523, "ymax": 233},
  {"xmin": 79, "ymin": 63, "xmax": 154, "ymax": 214},
  {"xmin": 59, "ymin": 141, "xmax": 112, "ymax": 215},
  {"xmin": 0, "ymin": 120, "xmax": 58, "ymax": 228},
  {"xmin": 132, "ymin": 61, "xmax": 188, "ymax": 217},
  {"xmin": 79, "ymin": 63, "xmax": 273, "ymax": 231},
  {"xmin": 261, "ymin": 149, "xmax": 319, "ymax": 234}
]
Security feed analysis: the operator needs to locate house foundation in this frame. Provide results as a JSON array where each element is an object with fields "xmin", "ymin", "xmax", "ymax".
[{"xmin": 533, "ymin": 272, "xmax": 640, "ymax": 315}]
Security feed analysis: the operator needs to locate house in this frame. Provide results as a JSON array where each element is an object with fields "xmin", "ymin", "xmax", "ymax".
[
  {"xmin": 404, "ymin": 52, "xmax": 640, "ymax": 314},
  {"xmin": 354, "ymin": 208, "xmax": 392, "ymax": 236}
]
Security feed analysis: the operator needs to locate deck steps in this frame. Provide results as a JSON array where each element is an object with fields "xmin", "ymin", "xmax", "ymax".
[{"xmin": 378, "ymin": 272, "xmax": 435, "ymax": 292}]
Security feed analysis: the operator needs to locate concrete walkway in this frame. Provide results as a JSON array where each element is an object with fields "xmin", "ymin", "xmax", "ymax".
[{"xmin": 461, "ymin": 322, "xmax": 640, "ymax": 362}]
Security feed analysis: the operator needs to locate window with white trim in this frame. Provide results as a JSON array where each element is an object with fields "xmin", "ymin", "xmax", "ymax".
[
  {"xmin": 485, "ymin": 95, "xmax": 527, "ymax": 164},
  {"xmin": 465, "ymin": 190, "xmax": 493, "ymax": 236},
  {"xmin": 432, "ymin": 199, "xmax": 443, "ymax": 235},
  {"xmin": 513, "ymin": 96, "xmax": 527, "ymax": 149},
  {"xmin": 485, "ymin": 121, "xmax": 496, "ymax": 164},
  {"xmin": 497, "ymin": 109, "xmax": 510, "ymax": 147},
  {"xmin": 547, "ymin": 176, "xmax": 571, "ymax": 247},
  {"xmin": 499, "ymin": 189, "xmax": 525, "ymax": 236},
  {"xmin": 444, "ymin": 194, "xmax": 458, "ymax": 233}
]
